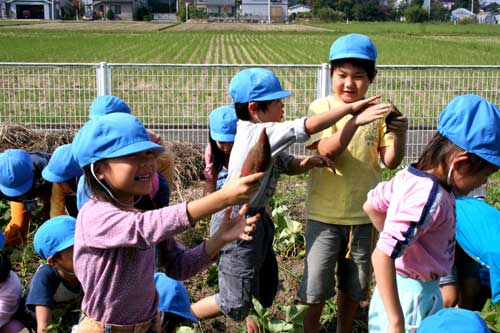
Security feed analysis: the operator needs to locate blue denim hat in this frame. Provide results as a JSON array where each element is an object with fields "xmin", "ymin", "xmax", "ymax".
[
  {"xmin": 229, "ymin": 68, "xmax": 291, "ymax": 103},
  {"xmin": 329, "ymin": 33, "xmax": 377, "ymax": 62},
  {"xmin": 154, "ymin": 272, "xmax": 198, "ymax": 323},
  {"xmin": 0, "ymin": 232, "xmax": 5, "ymax": 250},
  {"xmin": 42, "ymin": 144, "xmax": 83, "ymax": 183},
  {"xmin": 72, "ymin": 113, "xmax": 164, "ymax": 168},
  {"xmin": 33, "ymin": 215, "xmax": 76, "ymax": 259},
  {"xmin": 88, "ymin": 95, "xmax": 131, "ymax": 120},
  {"xmin": 438, "ymin": 94, "xmax": 500, "ymax": 167},
  {"xmin": 417, "ymin": 308, "xmax": 490, "ymax": 333},
  {"xmin": 0, "ymin": 149, "xmax": 34, "ymax": 197},
  {"xmin": 209, "ymin": 105, "xmax": 238, "ymax": 142}
]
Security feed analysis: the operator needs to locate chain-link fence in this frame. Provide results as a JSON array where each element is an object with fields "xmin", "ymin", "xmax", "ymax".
[{"xmin": 1, "ymin": 62, "xmax": 499, "ymax": 162}]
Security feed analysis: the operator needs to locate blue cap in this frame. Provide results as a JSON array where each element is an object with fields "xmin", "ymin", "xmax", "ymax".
[
  {"xmin": 76, "ymin": 175, "xmax": 90, "ymax": 210},
  {"xmin": 209, "ymin": 105, "xmax": 238, "ymax": 142},
  {"xmin": 329, "ymin": 33, "xmax": 377, "ymax": 63},
  {"xmin": 88, "ymin": 95, "xmax": 131, "ymax": 120},
  {"xmin": 438, "ymin": 94, "xmax": 500, "ymax": 167},
  {"xmin": 417, "ymin": 308, "xmax": 490, "ymax": 333},
  {"xmin": 33, "ymin": 215, "xmax": 76, "ymax": 259},
  {"xmin": 42, "ymin": 144, "xmax": 83, "ymax": 183},
  {"xmin": 0, "ymin": 149, "xmax": 34, "ymax": 197},
  {"xmin": 229, "ymin": 68, "xmax": 291, "ymax": 103},
  {"xmin": 72, "ymin": 113, "xmax": 164, "ymax": 168},
  {"xmin": 0, "ymin": 233, "xmax": 5, "ymax": 250},
  {"xmin": 154, "ymin": 272, "xmax": 198, "ymax": 323}
]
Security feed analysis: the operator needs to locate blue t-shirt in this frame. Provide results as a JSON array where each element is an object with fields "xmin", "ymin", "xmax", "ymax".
[{"xmin": 26, "ymin": 264, "xmax": 82, "ymax": 310}]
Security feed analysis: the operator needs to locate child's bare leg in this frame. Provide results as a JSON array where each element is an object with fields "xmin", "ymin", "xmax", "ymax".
[
  {"xmin": 303, "ymin": 302, "xmax": 324, "ymax": 333},
  {"xmin": 440, "ymin": 284, "xmax": 459, "ymax": 308},
  {"xmin": 336, "ymin": 290, "xmax": 359, "ymax": 333},
  {"xmin": 246, "ymin": 316, "xmax": 260, "ymax": 333},
  {"xmin": 191, "ymin": 295, "xmax": 222, "ymax": 319}
]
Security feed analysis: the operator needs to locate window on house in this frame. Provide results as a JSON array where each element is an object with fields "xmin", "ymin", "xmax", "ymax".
[{"xmin": 111, "ymin": 4, "xmax": 121, "ymax": 13}]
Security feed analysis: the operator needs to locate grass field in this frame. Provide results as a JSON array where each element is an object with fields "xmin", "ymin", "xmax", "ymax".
[{"xmin": 1, "ymin": 21, "xmax": 500, "ymax": 64}]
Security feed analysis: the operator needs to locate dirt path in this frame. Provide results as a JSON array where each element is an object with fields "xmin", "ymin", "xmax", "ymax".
[
  {"xmin": 170, "ymin": 22, "xmax": 330, "ymax": 32},
  {"xmin": 5, "ymin": 21, "xmax": 175, "ymax": 31}
]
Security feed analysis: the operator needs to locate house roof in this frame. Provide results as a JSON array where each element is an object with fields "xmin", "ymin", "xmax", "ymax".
[
  {"xmin": 288, "ymin": 3, "xmax": 309, "ymax": 9},
  {"xmin": 6, "ymin": 0, "xmax": 51, "ymax": 3},
  {"xmin": 93, "ymin": 0, "xmax": 133, "ymax": 4}
]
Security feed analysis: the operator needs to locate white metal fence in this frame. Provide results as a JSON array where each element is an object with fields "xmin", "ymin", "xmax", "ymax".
[{"xmin": 1, "ymin": 62, "xmax": 500, "ymax": 162}]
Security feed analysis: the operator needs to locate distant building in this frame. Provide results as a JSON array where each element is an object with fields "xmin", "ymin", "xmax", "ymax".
[
  {"xmin": 287, "ymin": 3, "xmax": 309, "ymax": 15},
  {"xmin": 193, "ymin": 0, "xmax": 235, "ymax": 16},
  {"xmin": 92, "ymin": 0, "xmax": 136, "ymax": 19},
  {"xmin": 477, "ymin": 9, "xmax": 497, "ymax": 23},
  {"xmin": 240, "ymin": 0, "xmax": 287, "ymax": 22},
  {"xmin": 3, "ymin": 0, "xmax": 55, "ymax": 19},
  {"xmin": 451, "ymin": 7, "xmax": 476, "ymax": 22}
]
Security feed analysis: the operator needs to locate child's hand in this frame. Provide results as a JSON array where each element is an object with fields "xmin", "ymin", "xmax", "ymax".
[
  {"xmin": 222, "ymin": 172, "xmax": 265, "ymax": 205},
  {"xmin": 385, "ymin": 114, "xmax": 408, "ymax": 136},
  {"xmin": 349, "ymin": 95, "xmax": 381, "ymax": 115},
  {"xmin": 302, "ymin": 155, "xmax": 335, "ymax": 171},
  {"xmin": 218, "ymin": 204, "xmax": 260, "ymax": 242},
  {"xmin": 354, "ymin": 103, "xmax": 391, "ymax": 126}
]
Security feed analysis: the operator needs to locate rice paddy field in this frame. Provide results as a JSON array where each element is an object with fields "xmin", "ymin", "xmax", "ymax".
[{"xmin": 1, "ymin": 21, "xmax": 500, "ymax": 64}]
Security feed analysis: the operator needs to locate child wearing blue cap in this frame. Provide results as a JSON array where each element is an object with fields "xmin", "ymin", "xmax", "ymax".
[
  {"xmin": 417, "ymin": 308, "xmax": 490, "ymax": 333},
  {"xmin": 70, "ymin": 112, "xmax": 263, "ymax": 332},
  {"xmin": 0, "ymin": 149, "xmax": 53, "ymax": 246},
  {"xmin": 191, "ymin": 67, "xmax": 389, "ymax": 332},
  {"xmin": 298, "ymin": 33, "xmax": 408, "ymax": 333},
  {"xmin": 26, "ymin": 215, "xmax": 82, "ymax": 333},
  {"xmin": 204, "ymin": 105, "xmax": 238, "ymax": 195},
  {"xmin": 364, "ymin": 95, "xmax": 500, "ymax": 332},
  {"xmin": 42, "ymin": 143, "xmax": 82, "ymax": 218},
  {"xmin": 0, "ymin": 232, "xmax": 24, "ymax": 333}
]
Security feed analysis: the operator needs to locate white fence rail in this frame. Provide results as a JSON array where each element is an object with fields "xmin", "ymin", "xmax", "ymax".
[{"xmin": 1, "ymin": 63, "xmax": 500, "ymax": 162}]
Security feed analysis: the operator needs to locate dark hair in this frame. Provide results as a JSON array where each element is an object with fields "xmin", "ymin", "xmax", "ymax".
[
  {"xmin": 415, "ymin": 132, "xmax": 495, "ymax": 175},
  {"xmin": 234, "ymin": 100, "xmax": 274, "ymax": 121},
  {"xmin": 0, "ymin": 252, "xmax": 12, "ymax": 283},
  {"xmin": 330, "ymin": 58, "xmax": 377, "ymax": 82},
  {"xmin": 82, "ymin": 164, "xmax": 115, "ymax": 204},
  {"xmin": 208, "ymin": 132, "xmax": 226, "ymax": 179}
]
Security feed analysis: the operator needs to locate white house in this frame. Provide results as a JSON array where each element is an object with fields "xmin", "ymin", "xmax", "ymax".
[
  {"xmin": 193, "ymin": 0, "xmax": 235, "ymax": 16},
  {"xmin": 287, "ymin": 3, "xmax": 309, "ymax": 15},
  {"xmin": 240, "ymin": 0, "xmax": 287, "ymax": 22},
  {"xmin": 3, "ymin": 0, "xmax": 54, "ymax": 18}
]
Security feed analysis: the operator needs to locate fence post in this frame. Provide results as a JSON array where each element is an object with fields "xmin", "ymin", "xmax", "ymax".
[
  {"xmin": 316, "ymin": 63, "xmax": 330, "ymax": 99},
  {"xmin": 96, "ymin": 62, "xmax": 110, "ymax": 96}
]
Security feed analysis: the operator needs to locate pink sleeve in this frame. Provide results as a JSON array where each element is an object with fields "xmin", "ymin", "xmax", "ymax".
[
  {"xmin": 367, "ymin": 179, "xmax": 394, "ymax": 213},
  {"xmin": 78, "ymin": 201, "xmax": 192, "ymax": 249},
  {"xmin": 376, "ymin": 179, "xmax": 436, "ymax": 259},
  {"xmin": 204, "ymin": 144, "xmax": 215, "ymax": 182}
]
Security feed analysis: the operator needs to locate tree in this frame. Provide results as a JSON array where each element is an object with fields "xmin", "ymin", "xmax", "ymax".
[
  {"xmin": 71, "ymin": 0, "xmax": 82, "ymax": 19},
  {"xmin": 404, "ymin": 4, "xmax": 428, "ymax": 22},
  {"xmin": 352, "ymin": 0, "xmax": 385, "ymax": 21}
]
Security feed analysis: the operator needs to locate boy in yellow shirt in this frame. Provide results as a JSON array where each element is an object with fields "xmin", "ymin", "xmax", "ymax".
[{"xmin": 297, "ymin": 33, "xmax": 408, "ymax": 333}]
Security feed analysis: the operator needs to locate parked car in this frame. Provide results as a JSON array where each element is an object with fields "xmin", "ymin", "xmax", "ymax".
[{"xmin": 83, "ymin": 10, "xmax": 94, "ymax": 20}]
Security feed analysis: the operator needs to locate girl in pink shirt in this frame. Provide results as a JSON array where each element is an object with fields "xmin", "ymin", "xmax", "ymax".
[
  {"xmin": 71, "ymin": 112, "xmax": 263, "ymax": 332},
  {"xmin": 364, "ymin": 95, "xmax": 500, "ymax": 333}
]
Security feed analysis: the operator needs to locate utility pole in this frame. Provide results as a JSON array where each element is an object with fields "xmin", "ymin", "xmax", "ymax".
[
  {"xmin": 471, "ymin": 0, "xmax": 474, "ymax": 13},
  {"xmin": 52, "ymin": 0, "xmax": 55, "ymax": 19},
  {"xmin": 267, "ymin": 0, "xmax": 270, "ymax": 24}
]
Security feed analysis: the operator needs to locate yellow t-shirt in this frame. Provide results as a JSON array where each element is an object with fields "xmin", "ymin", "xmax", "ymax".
[{"xmin": 306, "ymin": 96, "xmax": 394, "ymax": 225}]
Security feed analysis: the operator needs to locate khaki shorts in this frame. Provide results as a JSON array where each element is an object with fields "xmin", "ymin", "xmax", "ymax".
[{"xmin": 76, "ymin": 313, "xmax": 162, "ymax": 333}]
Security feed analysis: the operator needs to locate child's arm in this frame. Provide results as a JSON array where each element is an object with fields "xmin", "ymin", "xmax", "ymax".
[
  {"xmin": 315, "ymin": 102, "xmax": 391, "ymax": 160},
  {"xmin": 35, "ymin": 305, "xmax": 51, "ymax": 333},
  {"xmin": 372, "ymin": 248, "xmax": 405, "ymax": 333},
  {"xmin": 304, "ymin": 96, "xmax": 382, "ymax": 136},
  {"xmin": 363, "ymin": 200, "xmax": 386, "ymax": 232},
  {"xmin": 380, "ymin": 114, "xmax": 408, "ymax": 169},
  {"xmin": 204, "ymin": 204, "xmax": 259, "ymax": 259},
  {"xmin": 285, "ymin": 155, "xmax": 335, "ymax": 175},
  {"xmin": 186, "ymin": 172, "xmax": 264, "ymax": 222}
]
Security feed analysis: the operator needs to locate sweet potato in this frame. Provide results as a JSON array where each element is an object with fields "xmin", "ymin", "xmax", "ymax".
[
  {"xmin": 385, "ymin": 102, "xmax": 402, "ymax": 133},
  {"xmin": 240, "ymin": 128, "xmax": 272, "ymax": 177}
]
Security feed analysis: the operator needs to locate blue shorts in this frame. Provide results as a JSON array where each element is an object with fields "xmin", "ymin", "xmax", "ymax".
[
  {"xmin": 439, "ymin": 244, "xmax": 480, "ymax": 286},
  {"xmin": 211, "ymin": 208, "xmax": 278, "ymax": 322},
  {"xmin": 297, "ymin": 221, "xmax": 372, "ymax": 303},
  {"xmin": 369, "ymin": 275, "xmax": 443, "ymax": 333}
]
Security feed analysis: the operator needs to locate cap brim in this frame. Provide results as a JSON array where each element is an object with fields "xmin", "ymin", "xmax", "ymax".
[
  {"xmin": 330, "ymin": 52, "xmax": 375, "ymax": 62},
  {"xmin": 211, "ymin": 132, "xmax": 235, "ymax": 142},
  {"xmin": 478, "ymin": 153, "xmax": 500, "ymax": 168},
  {"xmin": 253, "ymin": 90, "xmax": 291, "ymax": 102},
  {"xmin": 169, "ymin": 309, "xmax": 199, "ymax": 323},
  {"xmin": 97, "ymin": 141, "xmax": 165, "ymax": 162},
  {"xmin": 0, "ymin": 176, "xmax": 33, "ymax": 197},
  {"xmin": 42, "ymin": 168, "xmax": 69, "ymax": 183},
  {"xmin": 53, "ymin": 236, "xmax": 75, "ymax": 256}
]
